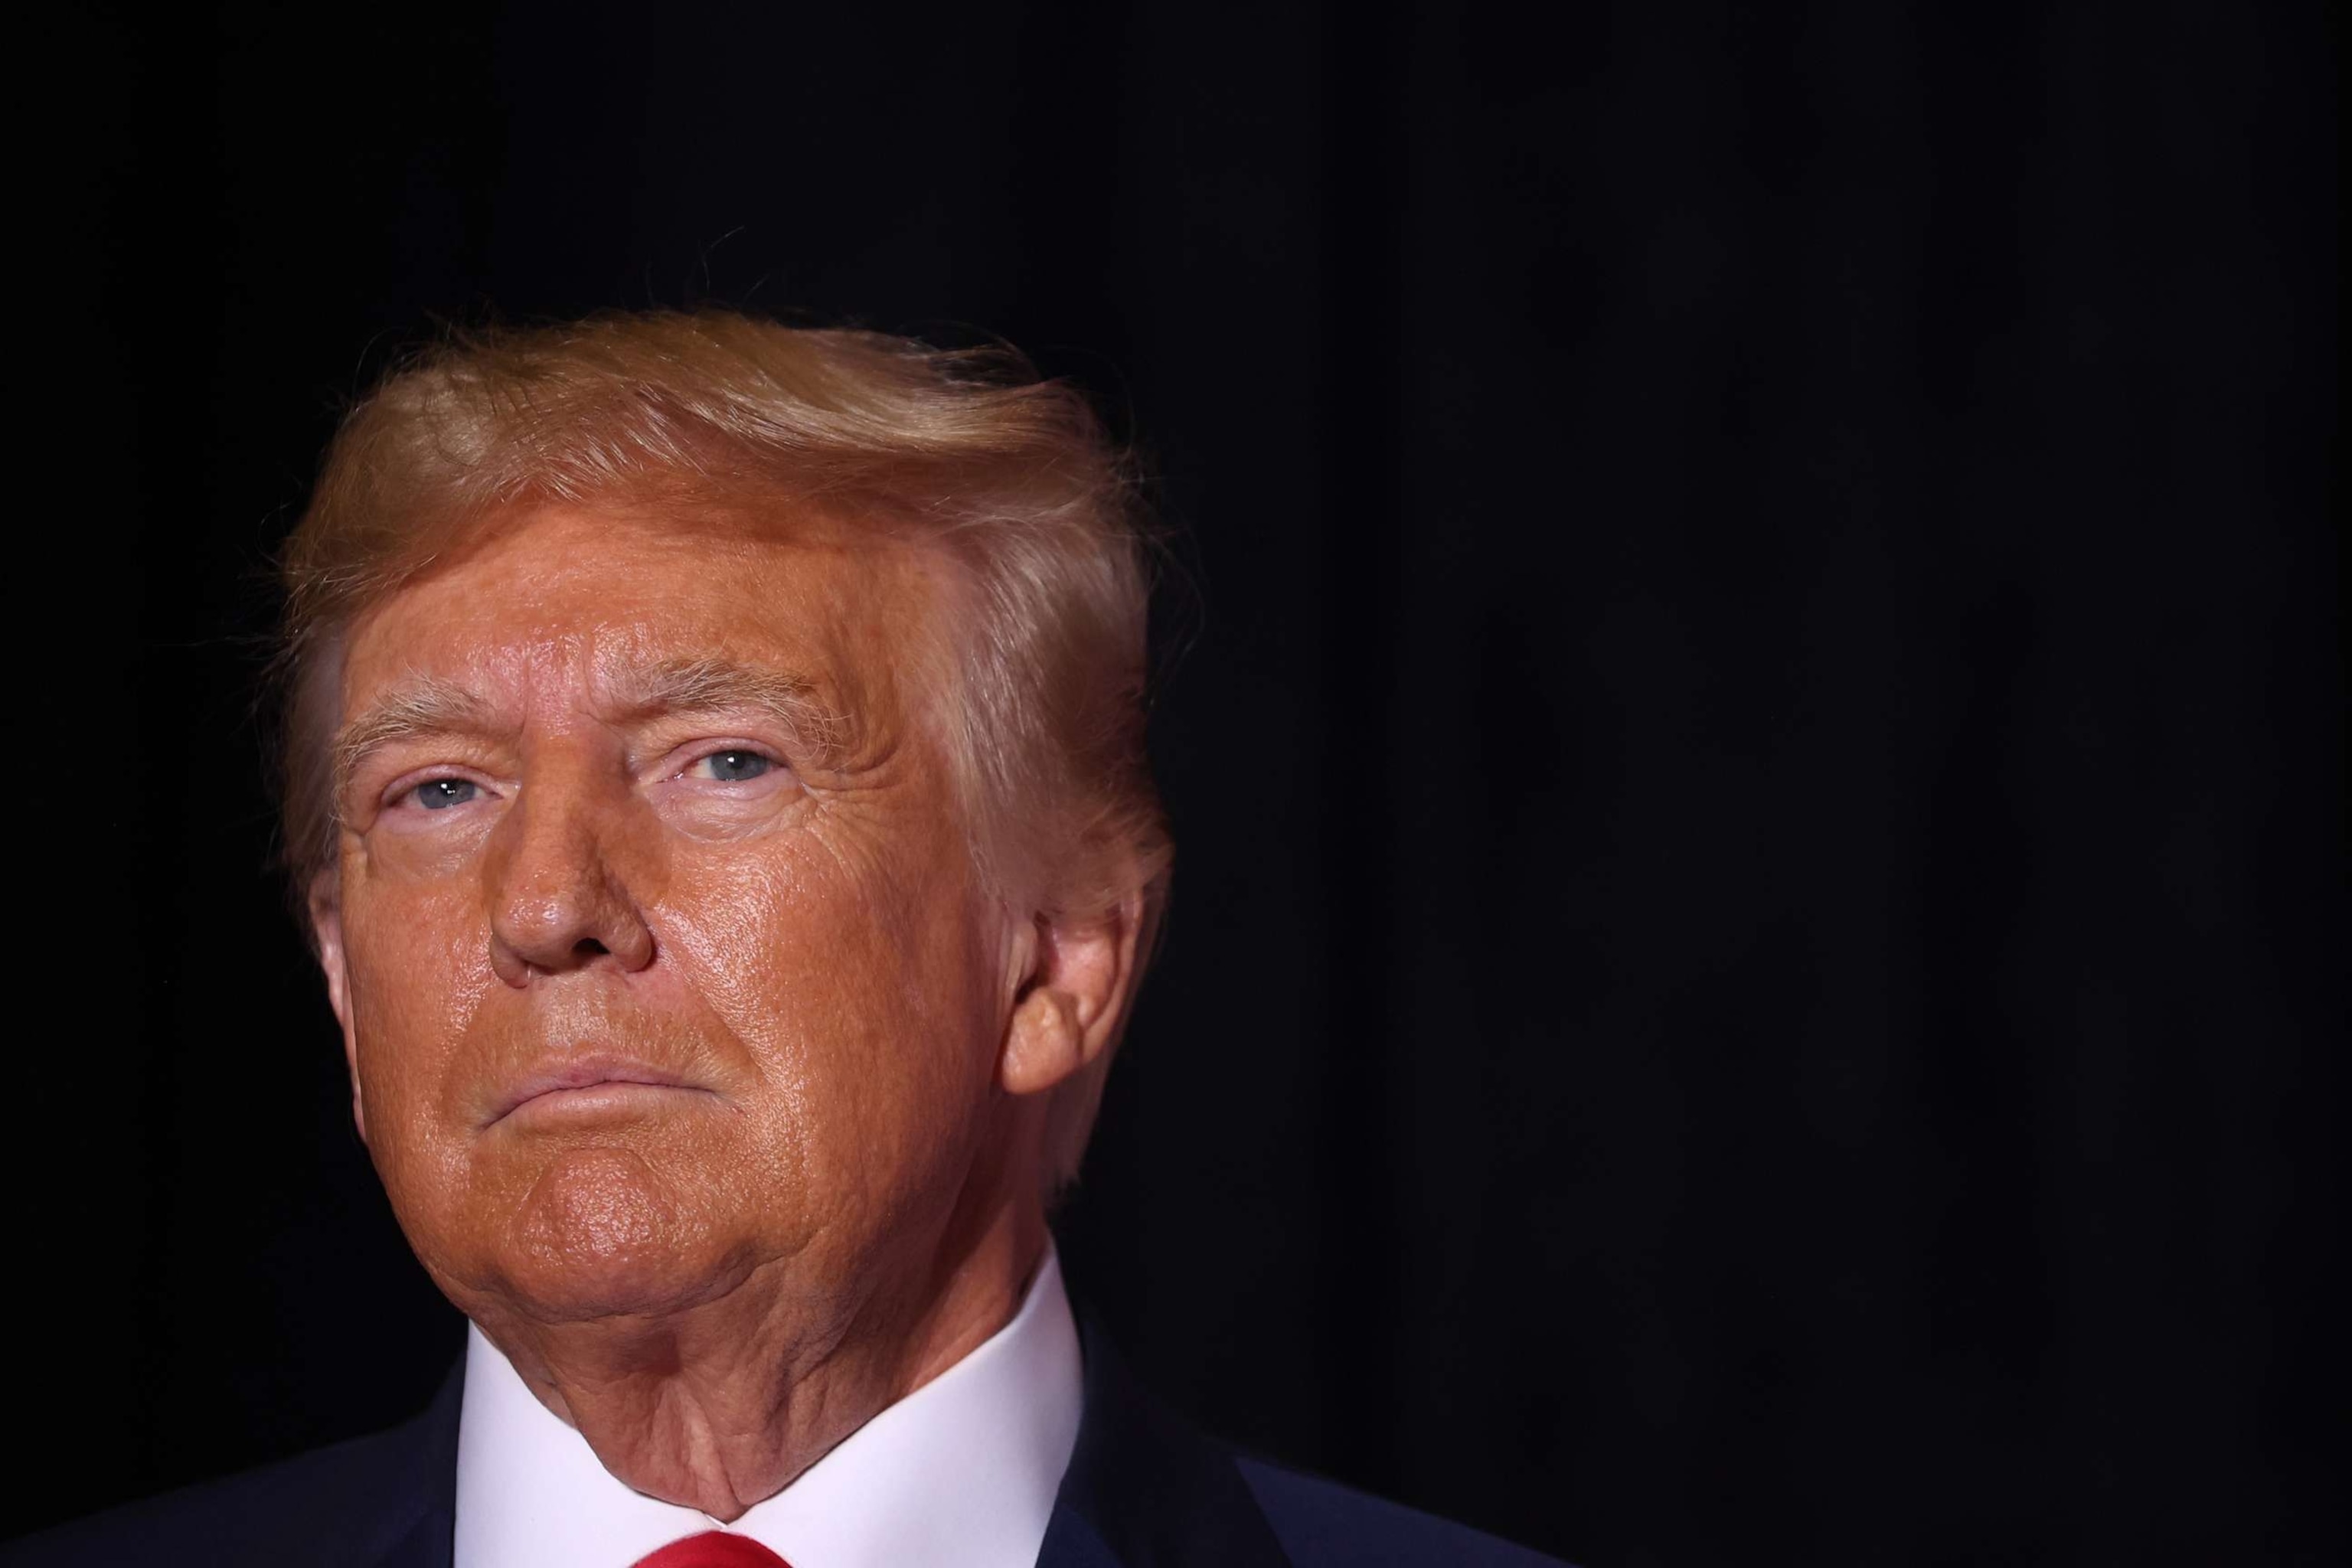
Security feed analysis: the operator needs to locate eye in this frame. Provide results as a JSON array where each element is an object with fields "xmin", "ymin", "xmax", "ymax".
[
  {"xmin": 684, "ymin": 749, "xmax": 776, "ymax": 784},
  {"xmin": 409, "ymin": 778, "xmax": 479, "ymax": 811}
]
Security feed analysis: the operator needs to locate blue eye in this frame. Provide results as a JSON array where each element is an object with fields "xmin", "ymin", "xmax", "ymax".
[
  {"xmin": 695, "ymin": 750, "xmax": 774, "ymax": 783},
  {"xmin": 413, "ymin": 779, "xmax": 479, "ymax": 810}
]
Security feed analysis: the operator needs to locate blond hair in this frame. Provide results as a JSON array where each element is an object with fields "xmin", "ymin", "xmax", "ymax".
[{"xmin": 276, "ymin": 308, "xmax": 1171, "ymax": 1193}]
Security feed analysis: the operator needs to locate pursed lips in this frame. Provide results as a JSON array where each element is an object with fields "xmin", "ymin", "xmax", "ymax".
[{"xmin": 482, "ymin": 1055, "xmax": 715, "ymax": 1129}]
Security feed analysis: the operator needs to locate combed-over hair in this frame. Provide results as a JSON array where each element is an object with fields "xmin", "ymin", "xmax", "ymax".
[{"xmin": 275, "ymin": 308, "xmax": 1171, "ymax": 1194}]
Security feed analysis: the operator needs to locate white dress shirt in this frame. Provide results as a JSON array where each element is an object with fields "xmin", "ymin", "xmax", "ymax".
[{"xmin": 452, "ymin": 1246, "xmax": 1083, "ymax": 1568}]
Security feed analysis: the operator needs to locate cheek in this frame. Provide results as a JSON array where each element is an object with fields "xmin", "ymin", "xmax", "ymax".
[
  {"xmin": 341, "ymin": 870, "xmax": 495, "ymax": 1135},
  {"xmin": 657, "ymin": 818, "xmax": 1001, "ymax": 1161}
]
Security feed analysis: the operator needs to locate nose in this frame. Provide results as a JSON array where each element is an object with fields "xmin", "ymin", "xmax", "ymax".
[{"xmin": 484, "ymin": 776, "xmax": 657, "ymax": 987}]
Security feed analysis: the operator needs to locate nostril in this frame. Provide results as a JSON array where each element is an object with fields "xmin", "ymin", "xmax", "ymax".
[{"xmin": 573, "ymin": 938, "xmax": 610, "ymax": 958}]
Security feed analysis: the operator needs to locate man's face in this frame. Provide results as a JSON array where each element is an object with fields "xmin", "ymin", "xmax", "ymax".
[{"xmin": 314, "ymin": 503, "xmax": 1020, "ymax": 1329}]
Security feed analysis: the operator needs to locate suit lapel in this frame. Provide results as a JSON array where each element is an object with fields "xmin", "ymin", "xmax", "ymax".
[
  {"xmin": 1037, "ymin": 1311, "xmax": 1293, "ymax": 1568},
  {"xmin": 358, "ymin": 1357, "xmax": 462, "ymax": 1568}
]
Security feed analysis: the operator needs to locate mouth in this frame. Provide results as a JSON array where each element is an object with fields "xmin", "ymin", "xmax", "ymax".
[{"xmin": 484, "ymin": 1057, "xmax": 717, "ymax": 1130}]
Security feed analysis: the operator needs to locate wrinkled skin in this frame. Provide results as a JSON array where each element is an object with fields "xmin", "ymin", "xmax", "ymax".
[{"xmin": 309, "ymin": 504, "xmax": 1142, "ymax": 1518}]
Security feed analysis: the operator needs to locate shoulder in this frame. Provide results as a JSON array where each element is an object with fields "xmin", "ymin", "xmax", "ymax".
[
  {"xmin": 2, "ymin": 1431, "xmax": 423, "ymax": 1567},
  {"xmin": 1234, "ymin": 1456, "xmax": 1572, "ymax": 1568},
  {"xmin": 1, "ymin": 1367, "xmax": 460, "ymax": 1568},
  {"xmin": 1058, "ymin": 1303, "xmax": 1569, "ymax": 1568}
]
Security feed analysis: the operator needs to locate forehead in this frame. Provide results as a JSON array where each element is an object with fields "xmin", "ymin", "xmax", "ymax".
[{"xmin": 339, "ymin": 503, "xmax": 946, "ymax": 711}]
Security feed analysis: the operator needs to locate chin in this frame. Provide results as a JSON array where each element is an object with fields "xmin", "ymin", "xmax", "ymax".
[{"xmin": 491, "ymin": 1145, "xmax": 756, "ymax": 1324}]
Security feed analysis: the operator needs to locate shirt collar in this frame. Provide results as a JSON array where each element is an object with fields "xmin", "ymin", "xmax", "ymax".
[{"xmin": 453, "ymin": 1245, "xmax": 1083, "ymax": 1568}]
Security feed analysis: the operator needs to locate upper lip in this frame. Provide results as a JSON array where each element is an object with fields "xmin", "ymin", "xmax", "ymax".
[{"xmin": 483, "ymin": 1054, "xmax": 706, "ymax": 1127}]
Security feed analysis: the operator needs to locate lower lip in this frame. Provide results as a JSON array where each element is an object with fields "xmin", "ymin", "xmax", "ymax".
[{"xmin": 495, "ymin": 1082, "xmax": 715, "ymax": 1129}]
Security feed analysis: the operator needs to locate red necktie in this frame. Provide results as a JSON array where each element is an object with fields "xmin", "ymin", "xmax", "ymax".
[{"xmin": 632, "ymin": 1531, "xmax": 795, "ymax": 1568}]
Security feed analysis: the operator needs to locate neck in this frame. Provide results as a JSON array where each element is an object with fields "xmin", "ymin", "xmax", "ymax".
[{"xmin": 474, "ymin": 1194, "xmax": 1049, "ymax": 1521}]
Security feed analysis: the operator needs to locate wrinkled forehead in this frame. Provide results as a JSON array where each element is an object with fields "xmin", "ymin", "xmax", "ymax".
[{"xmin": 335, "ymin": 501, "xmax": 959, "ymax": 730}]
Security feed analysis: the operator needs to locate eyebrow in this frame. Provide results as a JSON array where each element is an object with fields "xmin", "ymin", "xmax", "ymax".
[
  {"xmin": 329, "ymin": 656, "xmax": 853, "ymax": 808},
  {"xmin": 605, "ymin": 655, "xmax": 852, "ymax": 763},
  {"xmin": 331, "ymin": 678, "xmax": 497, "ymax": 808}
]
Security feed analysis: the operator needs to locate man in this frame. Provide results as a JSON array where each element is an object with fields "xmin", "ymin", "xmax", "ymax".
[{"xmin": 6, "ymin": 311, "xmax": 1562, "ymax": 1567}]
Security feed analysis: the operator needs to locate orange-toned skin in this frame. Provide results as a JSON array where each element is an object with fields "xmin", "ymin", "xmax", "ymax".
[{"xmin": 309, "ymin": 505, "xmax": 1143, "ymax": 1520}]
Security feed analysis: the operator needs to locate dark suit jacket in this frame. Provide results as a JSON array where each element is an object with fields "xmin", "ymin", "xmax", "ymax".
[{"xmin": 2, "ymin": 1316, "xmax": 1566, "ymax": 1566}]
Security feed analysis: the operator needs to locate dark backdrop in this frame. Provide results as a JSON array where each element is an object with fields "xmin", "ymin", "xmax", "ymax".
[{"xmin": 15, "ymin": 2, "xmax": 2339, "ymax": 1563}]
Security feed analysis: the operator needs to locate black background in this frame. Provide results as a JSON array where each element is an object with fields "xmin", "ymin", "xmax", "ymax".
[{"xmin": 13, "ymin": 2, "xmax": 2340, "ymax": 1563}]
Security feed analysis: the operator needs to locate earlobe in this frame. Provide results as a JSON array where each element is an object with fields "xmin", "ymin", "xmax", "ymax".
[
  {"xmin": 308, "ymin": 882, "xmax": 367, "ymax": 1145},
  {"xmin": 1001, "ymin": 981, "xmax": 1086, "ymax": 1097}
]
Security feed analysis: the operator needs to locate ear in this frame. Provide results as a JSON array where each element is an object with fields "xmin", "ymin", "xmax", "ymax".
[
  {"xmin": 308, "ymin": 874, "xmax": 367, "ymax": 1145},
  {"xmin": 1001, "ymin": 886, "xmax": 1147, "ymax": 1099}
]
